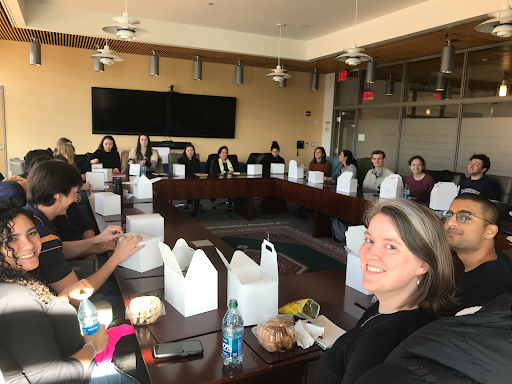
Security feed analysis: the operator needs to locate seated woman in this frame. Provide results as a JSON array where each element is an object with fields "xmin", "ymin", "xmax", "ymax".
[
  {"xmin": 90, "ymin": 135, "xmax": 121, "ymax": 174},
  {"xmin": 53, "ymin": 137, "xmax": 72, "ymax": 155},
  {"xmin": 210, "ymin": 146, "xmax": 238, "ymax": 210},
  {"xmin": 309, "ymin": 147, "xmax": 331, "ymax": 175},
  {"xmin": 405, "ymin": 156, "xmax": 435, "ymax": 204},
  {"xmin": 178, "ymin": 144, "xmax": 201, "ymax": 217},
  {"xmin": 127, "ymin": 134, "xmax": 159, "ymax": 172},
  {"xmin": 314, "ymin": 199, "xmax": 456, "ymax": 384},
  {"xmin": 0, "ymin": 201, "xmax": 142, "ymax": 384},
  {"xmin": 328, "ymin": 149, "xmax": 358, "ymax": 181},
  {"xmin": 260, "ymin": 141, "xmax": 285, "ymax": 173}
]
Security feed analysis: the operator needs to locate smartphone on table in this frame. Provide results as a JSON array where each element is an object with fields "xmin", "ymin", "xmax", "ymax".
[{"xmin": 152, "ymin": 340, "xmax": 204, "ymax": 359}]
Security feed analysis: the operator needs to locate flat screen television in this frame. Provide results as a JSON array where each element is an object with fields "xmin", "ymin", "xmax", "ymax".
[
  {"xmin": 92, "ymin": 87, "xmax": 168, "ymax": 135},
  {"xmin": 168, "ymin": 93, "xmax": 236, "ymax": 138}
]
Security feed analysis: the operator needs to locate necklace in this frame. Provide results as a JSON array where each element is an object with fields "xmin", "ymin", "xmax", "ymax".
[{"xmin": 360, "ymin": 312, "xmax": 382, "ymax": 328}]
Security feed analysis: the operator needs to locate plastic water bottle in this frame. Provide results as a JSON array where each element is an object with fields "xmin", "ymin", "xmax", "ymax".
[
  {"xmin": 403, "ymin": 184, "xmax": 410, "ymax": 199},
  {"xmin": 141, "ymin": 164, "xmax": 147, "ymax": 176},
  {"xmin": 78, "ymin": 296, "xmax": 101, "ymax": 336},
  {"xmin": 222, "ymin": 299, "xmax": 244, "ymax": 367}
]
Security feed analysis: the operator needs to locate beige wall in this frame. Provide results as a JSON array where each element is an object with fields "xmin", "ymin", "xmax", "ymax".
[{"xmin": 0, "ymin": 40, "xmax": 325, "ymax": 172}]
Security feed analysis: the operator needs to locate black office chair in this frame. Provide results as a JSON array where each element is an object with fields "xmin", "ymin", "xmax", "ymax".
[{"xmin": 207, "ymin": 154, "xmax": 240, "ymax": 211}]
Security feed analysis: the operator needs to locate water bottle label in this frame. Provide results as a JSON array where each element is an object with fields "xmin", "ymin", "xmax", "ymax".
[
  {"xmin": 222, "ymin": 336, "xmax": 243, "ymax": 358},
  {"xmin": 82, "ymin": 322, "xmax": 101, "ymax": 336}
]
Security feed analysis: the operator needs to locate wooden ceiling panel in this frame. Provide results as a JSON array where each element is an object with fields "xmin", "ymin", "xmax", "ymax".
[{"xmin": 0, "ymin": 5, "xmax": 511, "ymax": 75}]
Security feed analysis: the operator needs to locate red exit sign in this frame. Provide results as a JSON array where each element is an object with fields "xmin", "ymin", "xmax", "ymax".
[
  {"xmin": 363, "ymin": 91, "xmax": 374, "ymax": 100},
  {"xmin": 337, "ymin": 71, "xmax": 347, "ymax": 82},
  {"xmin": 433, "ymin": 93, "xmax": 441, "ymax": 100}
]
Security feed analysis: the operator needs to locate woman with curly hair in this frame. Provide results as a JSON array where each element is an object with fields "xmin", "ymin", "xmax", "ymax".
[{"xmin": 0, "ymin": 201, "xmax": 139, "ymax": 384}]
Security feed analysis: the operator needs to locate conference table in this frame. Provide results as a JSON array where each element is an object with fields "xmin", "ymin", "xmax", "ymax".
[{"xmin": 95, "ymin": 173, "xmax": 512, "ymax": 384}]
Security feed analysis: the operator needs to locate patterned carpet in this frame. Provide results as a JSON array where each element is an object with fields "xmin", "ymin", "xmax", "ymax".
[{"xmin": 208, "ymin": 222, "xmax": 347, "ymax": 275}]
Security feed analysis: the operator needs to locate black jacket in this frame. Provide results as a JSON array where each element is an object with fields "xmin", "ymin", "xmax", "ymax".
[{"xmin": 355, "ymin": 293, "xmax": 512, "ymax": 384}]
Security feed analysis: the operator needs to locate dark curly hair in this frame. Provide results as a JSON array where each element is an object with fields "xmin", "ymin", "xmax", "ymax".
[{"xmin": 0, "ymin": 201, "xmax": 52, "ymax": 303}]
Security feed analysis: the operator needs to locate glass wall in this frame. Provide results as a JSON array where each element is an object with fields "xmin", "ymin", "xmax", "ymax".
[
  {"xmin": 355, "ymin": 108, "xmax": 400, "ymax": 172},
  {"xmin": 398, "ymin": 105, "xmax": 459, "ymax": 175},
  {"xmin": 457, "ymin": 102, "xmax": 512, "ymax": 177},
  {"xmin": 335, "ymin": 71, "xmax": 359, "ymax": 106},
  {"xmin": 360, "ymin": 64, "xmax": 403, "ymax": 105}
]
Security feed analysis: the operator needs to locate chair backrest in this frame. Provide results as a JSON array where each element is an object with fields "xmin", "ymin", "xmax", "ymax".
[
  {"xmin": 487, "ymin": 174, "xmax": 511, "ymax": 203},
  {"xmin": 9, "ymin": 158, "xmax": 25, "ymax": 176},
  {"xmin": 355, "ymin": 157, "xmax": 373, "ymax": 186},
  {"xmin": 228, "ymin": 154, "xmax": 239, "ymax": 172},
  {"xmin": 205, "ymin": 154, "xmax": 218, "ymax": 174},
  {"xmin": 169, "ymin": 153, "xmax": 200, "ymax": 165},
  {"xmin": 247, "ymin": 153, "xmax": 267, "ymax": 164},
  {"xmin": 326, "ymin": 156, "xmax": 341, "ymax": 178}
]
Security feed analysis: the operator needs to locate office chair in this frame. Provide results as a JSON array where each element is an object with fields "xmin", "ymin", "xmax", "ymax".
[
  {"xmin": 170, "ymin": 153, "xmax": 205, "ymax": 215},
  {"xmin": 9, "ymin": 158, "xmax": 25, "ymax": 176},
  {"xmin": 206, "ymin": 154, "xmax": 240, "ymax": 211}
]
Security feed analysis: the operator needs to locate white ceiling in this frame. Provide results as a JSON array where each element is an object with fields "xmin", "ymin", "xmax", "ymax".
[
  {"xmin": 27, "ymin": 0, "xmax": 428, "ymax": 40},
  {"xmin": 5, "ymin": 0, "xmax": 510, "ymax": 61}
]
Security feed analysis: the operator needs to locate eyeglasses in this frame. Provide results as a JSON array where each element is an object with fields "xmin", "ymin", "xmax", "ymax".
[{"xmin": 441, "ymin": 210, "xmax": 495, "ymax": 225}]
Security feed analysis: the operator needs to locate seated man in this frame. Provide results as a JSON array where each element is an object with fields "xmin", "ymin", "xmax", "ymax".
[
  {"xmin": 362, "ymin": 150, "xmax": 393, "ymax": 191},
  {"xmin": 25, "ymin": 160, "xmax": 143, "ymax": 302},
  {"xmin": 443, "ymin": 193, "xmax": 512, "ymax": 311},
  {"xmin": 459, "ymin": 154, "xmax": 499, "ymax": 200}
]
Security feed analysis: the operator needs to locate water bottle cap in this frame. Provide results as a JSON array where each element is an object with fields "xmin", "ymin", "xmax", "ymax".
[{"xmin": 228, "ymin": 299, "xmax": 238, "ymax": 308}]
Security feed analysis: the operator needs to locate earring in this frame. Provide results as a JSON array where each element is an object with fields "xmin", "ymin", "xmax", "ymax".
[{"xmin": 417, "ymin": 276, "xmax": 420, "ymax": 286}]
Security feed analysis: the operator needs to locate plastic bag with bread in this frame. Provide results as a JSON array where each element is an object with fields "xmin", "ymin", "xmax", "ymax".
[
  {"xmin": 126, "ymin": 296, "xmax": 165, "ymax": 325},
  {"xmin": 255, "ymin": 315, "xmax": 295, "ymax": 352}
]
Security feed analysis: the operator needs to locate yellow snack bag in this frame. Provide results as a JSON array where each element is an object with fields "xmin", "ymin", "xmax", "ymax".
[{"xmin": 278, "ymin": 299, "xmax": 320, "ymax": 319}]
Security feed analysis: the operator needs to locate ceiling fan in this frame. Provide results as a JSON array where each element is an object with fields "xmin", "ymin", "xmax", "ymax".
[
  {"xmin": 102, "ymin": 0, "xmax": 149, "ymax": 41},
  {"xmin": 335, "ymin": 0, "xmax": 372, "ymax": 66},
  {"xmin": 475, "ymin": 3, "xmax": 512, "ymax": 38},
  {"xmin": 90, "ymin": 41, "xmax": 123, "ymax": 65},
  {"xmin": 266, "ymin": 24, "xmax": 292, "ymax": 83}
]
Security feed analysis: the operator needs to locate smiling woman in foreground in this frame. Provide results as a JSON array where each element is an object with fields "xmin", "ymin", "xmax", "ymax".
[{"xmin": 314, "ymin": 199, "xmax": 457, "ymax": 384}]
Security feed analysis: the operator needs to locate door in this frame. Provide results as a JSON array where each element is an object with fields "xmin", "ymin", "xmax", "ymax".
[{"xmin": 330, "ymin": 110, "xmax": 356, "ymax": 157}]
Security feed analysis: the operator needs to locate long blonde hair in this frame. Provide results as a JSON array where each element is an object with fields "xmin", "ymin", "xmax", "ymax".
[
  {"xmin": 56, "ymin": 142, "xmax": 75, "ymax": 165},
  {"xmin": 54, "ymin": 137, "xmax": 71, "ymax": 154}
]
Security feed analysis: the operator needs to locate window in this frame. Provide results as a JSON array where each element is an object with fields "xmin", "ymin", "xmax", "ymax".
[
  {"xmin": 335, "ymin": 71, "xmax": 359, "ymax": 106},
  {"xmin": 360, "ymin": 64, "xmax": 403, "ymax": 105}
]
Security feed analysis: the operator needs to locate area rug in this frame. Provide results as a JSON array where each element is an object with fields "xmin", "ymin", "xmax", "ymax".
[{"xmin": 208, "ymin": 222, "xmax": 347, "ymax": 275}]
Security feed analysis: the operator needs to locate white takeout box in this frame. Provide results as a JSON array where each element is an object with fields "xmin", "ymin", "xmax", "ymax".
[
  {"xmin": 308, "ymin": 171, "xmax": 324, "ymax": 184},
  {"xmin": 270, "ymin": 163, "xmax": 285, "ymax": 174},
  {"xmin": 94, "ymin": 192, "xmax": 121, "ymax": 216},
  {"xmin": 379, "ymin": 174, "xmax": 404, "ymax": 199},
  {"xmin": 91, "ymin": 163, "xmax": 103, "ymax": 170},
  {"xmin": 93, "ymin": 168, "xmax": 113, "ymax": 182},
  {"xmin": 133, "ymin": 175, "xmax": 153, "ymax": 199},
  {"xmin": 129, "ymin": 164, "xmax": 141, "ymax": 176},
  {"xmin": 247, "ymin": 164, "xmax": 263, "ymax": 176},
  {"xmin": 126, "ymin": 213, "xmax": 164, "ymax": 238},
  {"xmin": 344, "ymin": 225, "xmax": 372, "ymax": 295},
  {"xmin": 429, "ymin": 182, "xmax": 458, "ymax": 211},
  {"xmin": 160, "ymin": 239, "xmax": 218, "ymax": 317},
  {"xmin": 173, "ymin": 163, "xmax": 185, "ymax": 177},
  {"xmin": 119, "ymin": 231, "xmax": 163, "ymax": 272},
  {"xmin": 86, "ymin": 172, "xmax": 105, "ymax": 189},
  {"xmin": 288, "ymin": 160, "xmax": 304, "ymax": 179},
  {"xmin": 337, "ymin": 172, "xmax": 358, "ymax": 193},
  {"xmin": 217, "ymin": 239, "xmax": 279, "ymax": 326}
]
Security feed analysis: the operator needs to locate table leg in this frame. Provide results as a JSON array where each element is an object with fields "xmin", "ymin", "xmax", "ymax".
[
  {"xmin": 313, "ymin": 211, "xmax": 331, "ymax": 238},
  {"xmin": 262, "ymin": 196, "xmax": 288, "ymax": 214},
  {"xmin": 235, "ymin": 197, "xmax": 254, "ymax": 220}
]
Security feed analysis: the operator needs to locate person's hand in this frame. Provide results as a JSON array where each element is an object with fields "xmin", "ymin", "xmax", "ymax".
[
  {"xmin": 57, "ymin": 279, "xmax": 94, "ymax": 303},
  {"xmin": 139, "ymin": 161, "xmax": 145, "ymax": 166},
  {"xmin": 84, "ymin": 254, "xmax": 99, "ymax": 271},
  {"xmin": 111, "ymin": 235, "xmax": 145, "ymax": 264},
  {"xmin": 81, "ymin": 174, "xmax": 87, "ymax": 181},
  {"xmin": 96, "ymin": 225, "xmax": 123, "ymax": 244},
  {"xmin": 96, "ymin": 240, "xmax": 117, "ymax": 254},
  {"xmin": 227, "ymin": 170, "xmax": 234, "ymax": 174},
  {"xmin": 324, "ymin": 176, "xmax": 333, "ymax": 181},
  {"xmin": 90, "ymin": 158, "xmax": 99, "ymax": 164},
  {"xmin": 128, "ymin": 160, "xmax": 134, "ymax": 165},
  {"xmin": 81, "ymin": 182, "xmax": 92, "ymax": 191},
  {"xmin": 83, "ymin": 325, "xmax": 109, "ymax": 355},
  {"xmin": 113, "ymin": 168, "xmax": 120, "ymax": 174}
]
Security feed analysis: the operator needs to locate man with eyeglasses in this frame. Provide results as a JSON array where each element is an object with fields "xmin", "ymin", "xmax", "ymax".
[
  {"xmin": 459, "ymin": 154, "xmax": 499, "ymax": 200},
  {"xmin": 443, "ymin": 193, "xmax": 512, "ymax": 311}
]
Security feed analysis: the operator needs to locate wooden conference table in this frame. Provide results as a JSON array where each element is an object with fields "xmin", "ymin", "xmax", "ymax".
[{"xmin": 96, "ymin": 191, "xmax": 369, "ymax": 384}]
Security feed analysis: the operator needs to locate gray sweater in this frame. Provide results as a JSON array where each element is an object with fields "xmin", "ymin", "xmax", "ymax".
[{"xmin": 0, "ymin": 282, "xmax": 91, "ymax": 384}]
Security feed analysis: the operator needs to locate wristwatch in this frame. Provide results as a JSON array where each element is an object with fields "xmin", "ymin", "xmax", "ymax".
[{"xmin": 83, "ymin": 340, "xmax": 97, "ymax": 356}]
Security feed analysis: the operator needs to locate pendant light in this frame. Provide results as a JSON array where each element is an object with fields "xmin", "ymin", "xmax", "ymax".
[
  {"xmin": 440, "ymin": 35, "xmax": 455, "ymax": 74},
  {"xmin": 90, "ymin": 40, "xmax": 123, "ymax": 65},
  {"xmin": 266, "ymin": 24, "xmax": 292, "ymax": 83},
  {"xmin": 102, "ymin": 0, "xmax": 149, "ymax": 41},
  {"xmin": 444, "ymin": 82, "xmax": 453, "ymax": 100},
  {"xmin": 149, "ymin": 50, "xmax": 159, "ymax": 76},
  {"xmin": 475, "ymin": 4, "xmax": 512, "ymax": 37},
  {"xmin": 335, "ymin": 0, "xmax": 372, "ymax": 65},
  {"xmin": 366, "ymin": 61, "xmax": 376, "ymax": 83},
  {"xmin": 235, "ymin": 61, "xmax": 243, "ymax": 85},
  {"xmin": 310, "ymin": 69, "xmax": 319, "ymax": 91},
  {"xmin": 278, "ymin": 79, "xmax": 287, "ymax": 88},
  {"xmin": 29, "ymin": 37, "xmax": 41, "ymax": 66},
  {"xmin": 385, "ymin": 76, "xmax": 394, "ymax": 96},
  {"xmin": 93, "ymin": 45, "xmax": 104, "ymax": 72},
  {"xmin": 193, "ymin": 56, "xmax": 202, "ymax": 80},
  {"xmin": 436, "ymin": 72, "xmax": 445, "ymax": 91}
]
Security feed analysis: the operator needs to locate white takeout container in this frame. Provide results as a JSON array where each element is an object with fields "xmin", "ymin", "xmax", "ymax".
[
  {"xmin": 270, "ymin": 163, "xmax": 285, "ymax": 174},
  {"xmin": 247, "ymin": 164, "xmax": 263, "ymax": 176},
  {"xmin": 94, "ymin": 192, "xmax": 121, "ymax": 216},
  {"xmin": 288, "ymin": 160, "xmax": 304, "ymax": 179},
  {"xmin": 429, "ymin": 182, "xmax": 458, "ymax": 211},
  {"xmin": 133, "ymin": 175, "xmax": 153, "ymax": 199},
  {"xmin": 119, "ymin": 231, "xmax": 163, "ymax": 273},
  {"xmin": 92, "ymin": 168, "xmax": 113, "ymax": 182},
  {"xmin": 337, "ymin": 172, "xmax": 358, "ymax": 193},
  {"xmin": 126, "ymin": 213, "xmax": 164, "ymax": 238},
  {"xmin": 379, "ymin": 174, "xmax": 404, "ymax": 199},
  {"xmin": 344, "ymin": 225, "xmax": 372, "ymax": 295},
  {"xmin": 308, "ymin": 171, "xmax": 324, "ymax": 184}
]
